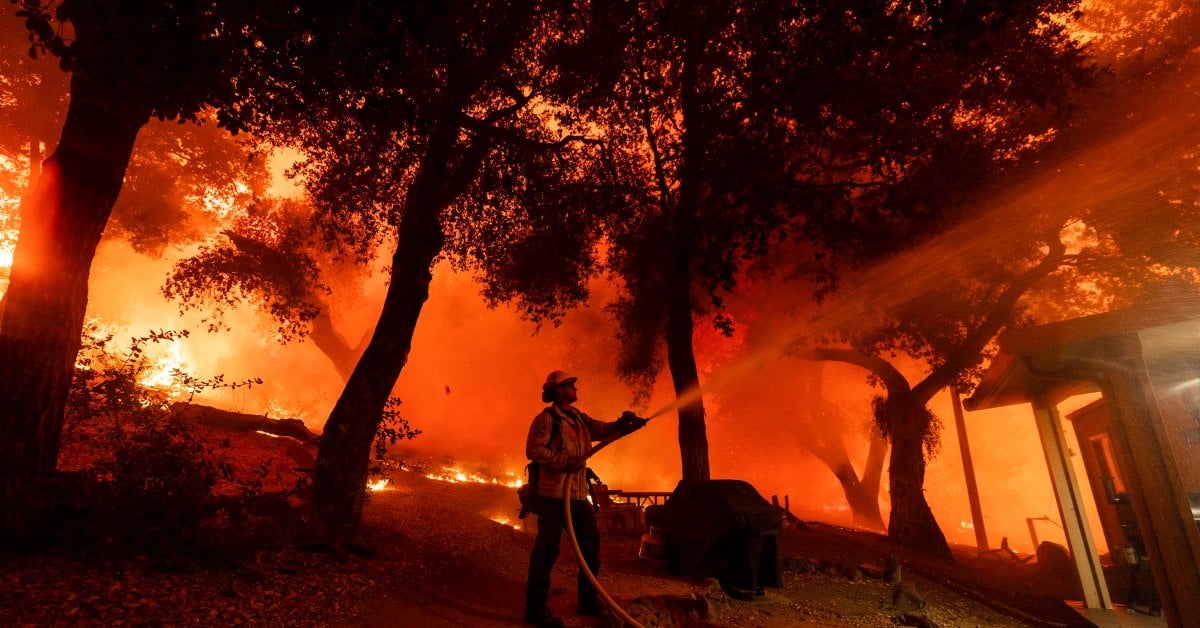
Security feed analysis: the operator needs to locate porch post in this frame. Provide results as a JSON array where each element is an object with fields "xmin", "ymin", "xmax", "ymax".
[
  {"xmin": 1031, "ymin": 396, "xmax": 1112, "ymax": 609},
  {"xmin": 951, "ymin": 387, "xmax": 988, "ymax": 551},
  {"xmin": 1101, "ymin": 334, "xmax": 1200, "ymax": 628}
]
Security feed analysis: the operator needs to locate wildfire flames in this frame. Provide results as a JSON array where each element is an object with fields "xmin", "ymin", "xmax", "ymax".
[
  {"xmin": 490, "ymin": 515, "xmax": 522, "ymax": 530},
  {"xmin": 138, "ymin": 340, "xmax": 188, "ymax": 397},
  {"xmin": 376, "ymin": 463, "xmax": 526, "ymax": 529},
  {"xmin": 422, "ymin": 466, "xmax": 523, "ymax": 488},
  {"xmin": 9, "ymin": 6, "xmax": 1196, "ymax": 565}
]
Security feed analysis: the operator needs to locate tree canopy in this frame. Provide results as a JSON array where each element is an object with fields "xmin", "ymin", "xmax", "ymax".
[
  {"xmin": 213, "ymin": 0, "xmax": 640, "ymax": 541},
  {"xmin": 561, "ymin": 0, "xmax": 1096, "ymax": 491}
]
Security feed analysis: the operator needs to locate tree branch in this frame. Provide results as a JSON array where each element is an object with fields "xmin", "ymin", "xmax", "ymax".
[
  {"xmin": 794, "ymin": 347, "xmax": 912, "ymax": 398},
  {"xmin": 913, "ymin": 232, "xmax": 1069, "ymax": 401}
]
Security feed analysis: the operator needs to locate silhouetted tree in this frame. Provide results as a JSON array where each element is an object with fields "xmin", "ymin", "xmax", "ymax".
[
  {"xmin": 794, "ymin": 2, "xmax": 1200, "ymax": 560},
  {"xmin": 162, "ymin": 197, "xmax": 374, "ymax": 382},
  {"xmin": 0, "ymin": 21, "xmax": 263, "ymax": 293},
  {"xmin": 226, "ymin": 0, "xmax": 629, "ymax": 543},
  {"xmin": 0, "ymin": 0, "xmax": 299, "ymax": 516},
  {"xmin": 588, "ymin": 0, "xmax": 1094, "ymax": 525},
  {"xmin": 793, "ymin": 361, "xmax": 887, "ymax": 530}
]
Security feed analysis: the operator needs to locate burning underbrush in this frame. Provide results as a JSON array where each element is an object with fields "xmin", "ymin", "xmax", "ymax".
[
  {"xmin": 3, "ymin": 329, "xmax": 313, "ymax": 565},
  {"xmin": 379, "ymin": 452, "xmax": 525, "ymax": 489},
  {"xmin": 8, "ymin": 324, "xmax": 519, "ymax": 568}
]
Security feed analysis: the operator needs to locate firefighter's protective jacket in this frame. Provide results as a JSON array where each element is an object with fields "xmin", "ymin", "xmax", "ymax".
[{"xmin": 526, "ymin": 405, "xmax": 621, "ymax": 500}]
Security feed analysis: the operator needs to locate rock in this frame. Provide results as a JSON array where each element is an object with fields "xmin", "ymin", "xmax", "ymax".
[
  {"xmin": 622, "ymin": 598, "xmax": 673, "ymax": 628},
  {"xmin": 701, "ymin": 590, "xmax": 729, "ymax": 615},
  {"xmin": 622, "ymin": 593, "xmax": 715, "ymax": 627},
  {"xmin": 891, "ymin": 581, "xmax": 925, "ymax": 612},
  {"xmin": 842, "ymin": 565, "xmax": 861, "ymax": 581},
  {"xmin": 665, "ymin": 593, "xmax": 706, "ymax": 618}
]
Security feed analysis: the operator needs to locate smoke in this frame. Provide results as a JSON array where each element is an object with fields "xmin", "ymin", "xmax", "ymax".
[
  {"xmin": 8, "ymin": 5, "xmax": 1197, "ymax": 562},
  {"xmin": 79, "ymin": 218, "xmax": 1103, "ymax": 556}
]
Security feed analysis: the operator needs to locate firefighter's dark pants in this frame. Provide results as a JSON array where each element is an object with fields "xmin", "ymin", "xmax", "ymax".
[{"xmin": 525, "ymin": 497, "xmax": 601, "ymax": 612}]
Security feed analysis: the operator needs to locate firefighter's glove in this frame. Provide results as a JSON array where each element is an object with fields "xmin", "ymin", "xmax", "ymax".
[
  {"xmin": 616, "ymin": 410, "xmax": 649, "ymax": 435},
  {"xmin": 564, "ymin": 455, "xmax": 588, "ymax": 472}
]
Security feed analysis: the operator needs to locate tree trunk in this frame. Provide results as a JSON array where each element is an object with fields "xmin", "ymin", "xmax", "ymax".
[
  {"xmin": 886, "ymin": 398, "xmax": 953, "ymax": 561},
  {"xmin": 861, "ymin": 434, "xmax": 887, "ymax": 510},
  {"xmin": 309, "ymin": 115, "xmax": 456, "ymax": 545},
  {"xmin": 798, "ymin": 361, "xmax": 886, "ymax": 529},
  {"xmin": 665, "ymin": 265, "xmax": 709, "ymax": 480},
  {"xmin": 310, "ymin": 208, "xmax": 443, "ymax": 544},
  {"xmin": 0, "ymin": 76, "xmax": 147, "ymax": 496},
  {"xmin": 797, "ymin": 348, "xmax": 951, "ymax": 559},
  {"xmin": 308, "ymin": 306, "xmax": 360, "ymax": 382},
  {"xmin": 665, "ymin": 15, "xmax": 711, "ymax": 482},
  {"xmin": 171, "ymin": 402, "xmax": 319, "ymax": 444},
  {"xmin": 665, "ymin": 123, "xmax": 707, "ymax": 480},
  {"xmin": 794, "ymin": 418, "xmax": 885, "ymax": 529},
  {"xmin": 831, "ymin": 460, "xmax": 886, "ymax": 531}
]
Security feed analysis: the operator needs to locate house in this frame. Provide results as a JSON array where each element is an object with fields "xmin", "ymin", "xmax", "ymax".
[{"xmin": 965, "ymin": 301, "xmax": 1200, "ymax": 628}]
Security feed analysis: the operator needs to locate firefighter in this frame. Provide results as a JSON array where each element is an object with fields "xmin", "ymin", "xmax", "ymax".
[{"xmin": 523, "ymin": 370, "xmax": 647, "ymax": 627}]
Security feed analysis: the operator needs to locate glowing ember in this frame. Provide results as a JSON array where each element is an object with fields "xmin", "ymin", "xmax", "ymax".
[
  {"xmin": 490, "ymin": 515, "xmax": 522, "ymax": 530},
  {"xmin": 367, "ymin": 479, "xmax": 390, "ymax": 491},
  {"xmin": 423, "ymin": 466, "xmax": 522, "ymax": 488}
]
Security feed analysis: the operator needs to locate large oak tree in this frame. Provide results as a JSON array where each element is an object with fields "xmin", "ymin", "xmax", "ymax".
[
  {"xmin": 227, "ymin": 0, "xmax": 629, "ymax": 543},
  {"xmin": 586, "ymin": 0, "xmax": 1093, "ymax": 509},
  {"xmin": 0, "ymin": 0, "xmax": 295, "ymax": 516},
  {"xmin": 794, "ymin": 0, "xmax": 1200, "ymax": 560}
]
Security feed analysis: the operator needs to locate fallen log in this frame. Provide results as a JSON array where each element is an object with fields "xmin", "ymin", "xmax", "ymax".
[{"xmin": 170, "ymin": 402, "xmax": 320, "ymax": 445}]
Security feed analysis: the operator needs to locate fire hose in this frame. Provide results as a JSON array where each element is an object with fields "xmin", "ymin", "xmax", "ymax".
[
  {"xmin": 558, "ymin": 404, "xmax": 675, "ymax": 626},
  {"xmin": 562, "ymin": 430, "xmax": 645, "ymax": 628}
]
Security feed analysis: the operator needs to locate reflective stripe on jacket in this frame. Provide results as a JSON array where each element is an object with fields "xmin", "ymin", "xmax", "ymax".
[{"xmin": 525, "ymin": 405, "xmax": 620, "ymax": 500}]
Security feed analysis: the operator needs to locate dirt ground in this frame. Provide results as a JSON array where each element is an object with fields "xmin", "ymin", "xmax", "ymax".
[
  {"xmin": 351, "ymin": 470, "xmax": 1092, "ymax": 627},
  {"xmin": 1, "ymin": 444, "xmax": 1097, "ymax": 627}
]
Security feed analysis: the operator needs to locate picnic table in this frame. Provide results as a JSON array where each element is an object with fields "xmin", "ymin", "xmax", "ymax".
[
  {"xmin": 594, "ymin": 489, "xmax": 672, "ymax": 533},
  {"xmin": 608, "ymin": 490, "xmax": 672, "ymax": 509}
]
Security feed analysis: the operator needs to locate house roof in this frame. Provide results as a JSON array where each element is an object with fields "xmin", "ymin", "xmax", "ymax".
[{"xmin": 965, "ymin": 300, "xmax": 1200, "ymax": 411}]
